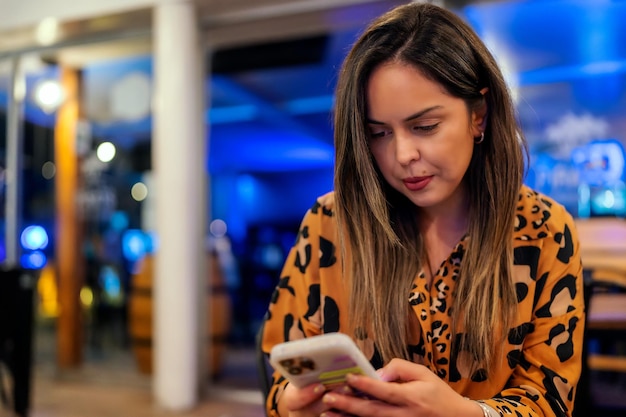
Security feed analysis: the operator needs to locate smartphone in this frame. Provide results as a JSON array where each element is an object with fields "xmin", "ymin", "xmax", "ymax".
[{"xmin": 269, "ymin": 333, "xmax": 379, "ymax": 389}]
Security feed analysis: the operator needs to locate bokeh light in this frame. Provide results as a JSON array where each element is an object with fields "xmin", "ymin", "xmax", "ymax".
[
  {"xmin": 96, "ymin": 142, "xmax": 116, "ymax": 163},
  {"xmin": 20, "ymin": 225, "xmax": 49, "ymax": 250}
]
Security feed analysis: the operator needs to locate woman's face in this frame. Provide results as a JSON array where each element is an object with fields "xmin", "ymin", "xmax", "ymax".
[{"xmin": 366, "ymin": 61, "xmax": 485, "ymax": 215}]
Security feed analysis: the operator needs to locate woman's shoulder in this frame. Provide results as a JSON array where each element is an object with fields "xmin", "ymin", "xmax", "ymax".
[
  {"xmin": 297, "ymin": 192, "xmax": 338, "ymax": 234},
  {"xmin": 308, "ymin": 191, "xmax": 336, "ymax": 217},
  {"xmin": 514, "ymin": 184, "xmax": 576, "ymax": 241}
]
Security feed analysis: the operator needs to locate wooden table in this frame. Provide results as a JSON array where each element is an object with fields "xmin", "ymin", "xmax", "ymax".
[{"xmin": 575, "ymin": 218, "xmax": 626, "ymax": 274}]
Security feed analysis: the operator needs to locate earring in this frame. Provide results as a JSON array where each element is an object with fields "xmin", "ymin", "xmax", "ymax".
[{"xmin": 475, "ymin": 132, "xmax": 484, "ymax": 144}]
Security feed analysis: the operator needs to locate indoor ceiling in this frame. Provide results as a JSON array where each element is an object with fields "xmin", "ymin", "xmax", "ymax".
[{"xmin": 1, "ymin": 0, "xmax": 626, "ymax": 174}]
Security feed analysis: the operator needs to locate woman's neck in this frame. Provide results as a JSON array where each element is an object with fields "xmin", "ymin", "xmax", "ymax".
[
  {"xmin": 417, "ymin": 191, "xmax": 470, "ymax": 278},
  {"xmin": 417, "ymin": 188, "xmax": 470, "ymax": 244}
]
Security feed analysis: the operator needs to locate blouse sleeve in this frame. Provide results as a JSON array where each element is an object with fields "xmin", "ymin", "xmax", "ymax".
[
  {"xmin": 484, "ymin": 209, "xmax": 585, "ymax": 417},
  {"xmin": 260, "ymin": 196, "xmax": 337, "ymax": 416}
]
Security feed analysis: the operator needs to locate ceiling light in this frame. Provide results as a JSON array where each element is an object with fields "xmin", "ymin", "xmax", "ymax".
[
  {"xmin": 35, "ymin": 17, "xmax": 60, "ymax": 46},
  {"xmin": 33, "ymin": 79, "xmax": 65, "ymax": 113}
]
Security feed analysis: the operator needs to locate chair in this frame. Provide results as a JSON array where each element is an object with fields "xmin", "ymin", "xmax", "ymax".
[
  {"xmin": 586, "ymin": 266, "xmax": 626, "ymax": 373},
  {"xmin": 575, "ymin": 265, "xmax": 626, "ymax": 416},
  {"xmin": 0, "ymin": 267, "xmax": 38, "ymax": 417}
]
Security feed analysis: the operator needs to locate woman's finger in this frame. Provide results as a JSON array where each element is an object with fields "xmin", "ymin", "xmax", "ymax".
[
  {"xmin": 282, "ymin": 382, "xmax": 326, "ymax": 411},
  {"xmin": 342, "ymin": 373, "xmax": 410, "ymax": 406},
  {"xmin": 322, "ymin": 390, "xmax": 393, "ymax": 417},
  {"xmin": 378, "ymin": 358, "xmax": 435, "ymax": 383}
]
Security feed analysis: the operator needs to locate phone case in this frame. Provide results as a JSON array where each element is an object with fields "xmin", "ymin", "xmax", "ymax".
[{"xmin": 269, "ymin": 333, "xmax": 379, "ymax": 389}]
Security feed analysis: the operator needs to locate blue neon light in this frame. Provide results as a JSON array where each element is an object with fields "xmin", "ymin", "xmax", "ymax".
[
  {"xmin": 21, "ymin": 251, "xmax": 47, "ymax": 269},
  {"xmin": 282, "ymin": 95, "xmax": 335, "ymax": 115},
  {"xmin": 20, "ymin": 225, "xmax": 49, "ymax": 250},
  {"xmin": 122, "ymin": 229, "xmax": 152, "ymax": 262}
]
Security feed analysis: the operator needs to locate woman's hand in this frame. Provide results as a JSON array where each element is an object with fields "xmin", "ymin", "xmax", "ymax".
[
  {"xmin": 277, "ymin": 381, "xmax": 353, "ymax": 417},
  {"xmin": 318, "ymin": 359, "xmax": 484, "ymax": 417}
]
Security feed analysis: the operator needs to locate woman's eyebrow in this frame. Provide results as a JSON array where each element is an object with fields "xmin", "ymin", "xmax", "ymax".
[{"xmin": 366, "ymin": 105, "xmax": 443, "ymax": 124}]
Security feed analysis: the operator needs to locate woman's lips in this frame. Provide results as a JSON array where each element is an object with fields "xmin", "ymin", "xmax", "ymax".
[{"xmin": 402, "ymin": 176, "xmax": 433, "ymax": 191}]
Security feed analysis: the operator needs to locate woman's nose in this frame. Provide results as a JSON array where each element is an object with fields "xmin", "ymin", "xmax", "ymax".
[{"xmin": 394, "ymin": 132, "xmax": 420, "ymax": 166}]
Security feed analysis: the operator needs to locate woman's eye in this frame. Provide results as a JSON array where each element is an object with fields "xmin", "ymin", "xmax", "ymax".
[
  {"xmin": 369, "ymin": 129, "xmax": 389, "ymax": 139},
  {"xmin": 413, "ymin": 123, "xmax": 439, "ymax": 132}
]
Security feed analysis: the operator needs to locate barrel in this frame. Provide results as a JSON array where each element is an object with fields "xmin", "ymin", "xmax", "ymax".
[{"xmin": 128, "ymin": 252, "xmax": 232, "ymax": 377}]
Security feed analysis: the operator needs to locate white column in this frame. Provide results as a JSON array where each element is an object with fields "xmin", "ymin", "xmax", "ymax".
[
  {"xmin": 5, "ymin": 57, "xmax": 25, "ymax": 267},
  {"xmin": 152, "ymin": 0, "xmax": 207, "ymax": 410}
]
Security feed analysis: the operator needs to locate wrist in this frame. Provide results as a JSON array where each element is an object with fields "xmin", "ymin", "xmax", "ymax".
[
  {"xmin": 475, "ymin": 400, "xmax": 498, "ymax": 417},
  {"xmin": 464, "ymin": 396, "xmax": 497, "ymax": 417}
]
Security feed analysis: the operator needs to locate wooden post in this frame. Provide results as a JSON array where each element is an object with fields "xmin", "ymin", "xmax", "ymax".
[{"xmin": 54, "ymin": 67, "xmax": 84, "ymax": 368}]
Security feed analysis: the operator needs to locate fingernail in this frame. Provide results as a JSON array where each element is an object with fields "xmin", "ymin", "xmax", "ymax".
[
  {"xmin": 313, "ymin": 384, "xmax": 325, "ymax": 394},
  {"xmin": 323, "ymin": 393, "xmax": 336, "ymax": 404},
  {"xmin": 346, "ymin": 373, "xmax": 358, "ymax": 382}
]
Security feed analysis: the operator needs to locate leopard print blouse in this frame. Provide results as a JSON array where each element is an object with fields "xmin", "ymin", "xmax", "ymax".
[{"xmin": 261, "ymin": 184, "xmax": 584, "ymax": 417}]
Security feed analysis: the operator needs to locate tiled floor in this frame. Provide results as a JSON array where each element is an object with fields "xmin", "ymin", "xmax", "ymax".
[
  {"xmin": 29, "ymin": 324, "xmax": 266, "ymax": 417},
  {"xmin": 29, "ymin": 350, "xmax": 266, "ymax": 417},
  {"xmin": 31, "ymin": 374, "xmax": 265, "ymax": 417}
]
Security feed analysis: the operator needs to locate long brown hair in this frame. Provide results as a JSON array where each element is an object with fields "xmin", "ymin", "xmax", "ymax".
[{"xmin": 333, "ymin": 2, "xmax": 526, "ymax": 373}]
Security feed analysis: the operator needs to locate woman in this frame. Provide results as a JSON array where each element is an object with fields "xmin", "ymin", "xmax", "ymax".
[{"xmin": 261, "ymin": 3, "xmax": 584, "ymax": 417}]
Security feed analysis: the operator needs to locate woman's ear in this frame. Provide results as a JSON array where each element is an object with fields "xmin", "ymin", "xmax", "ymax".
[{"xmin": 471, "ymin": 87, "xmax": 489, "ymax": 136}]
